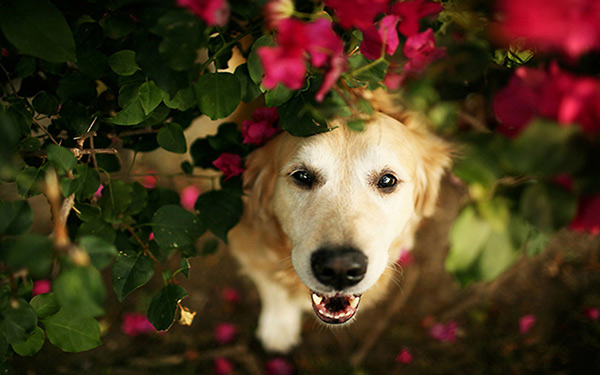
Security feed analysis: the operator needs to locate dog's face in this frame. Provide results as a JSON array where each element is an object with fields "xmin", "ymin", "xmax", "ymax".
[{"xmin": 244, "ymin": 113, "xmax": 450, "ymax": 325}]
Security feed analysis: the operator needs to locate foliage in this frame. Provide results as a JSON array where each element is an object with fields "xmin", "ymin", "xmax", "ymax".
[{"xmin": 0, "ymin": 0, "xmax": 598, "ymax": 367}]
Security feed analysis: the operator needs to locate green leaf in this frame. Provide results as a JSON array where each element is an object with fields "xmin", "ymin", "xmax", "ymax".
[
  {"xmin": 108, "ymin": 50, "xmax": 140, "ymax": 76},
  {"xmin": 147, "ymin": 284, "xmax": 187, "ymax": 331},
  {"xmin": 72, "ymin": 164, "xmax": 101, "ymax": 200},
  {"xmin": 0, "ymin": 0, "xmax": 76, "ymax": 62},
  {"xmin": 46, "ymin": 144, "xmax": 77, "ymax": 174},
  {"xmin": 520, "ymin": 182, "xmax": 577, "ymax": 233},
  {"xmin": 111, "ymin": 249, "xmax": 155, "ymax": 302},
  {"xmin": 278, "ymin": 94, "xmax": 330, "ymax": 137},
  {"xmin": 43, "ymin": 308, "xmax": 101, "ymax": 352},
  {"xmin": 32, "ymin": 92, "xmax": 59, "ymax": 115},
  {"xmin": 109, "ymin": 97, "xmax": 152, "ymax": 126},
  {"xmin": 5, "ymin": 234, "xmax": 53, "ymax": 278},
  {"xmin": 77, "ymin": 218, "xmax": 116, "ymax": 243},
  {"xmin": 265, "ymin": 84, "xmax": 295, "ymax": 107},
  {"xmin": 234, "ymin": 64, "xmax": 262, "ymax": 103},
  {"xmin": 155, "ymin": 11, "xmax": 204, "ymax": 71},
  {"xmin": 30, "ymin": 293, "xmax": 60, "ymax": 319},
  {"xmin": 157, "ymin": 122, "xmax": 187, "ymax": 154},
  {"xmin": 19, "ymin": 137, "xmax": 42, "ymax": 152},
  {"xmin": 163, "ymin": 87, "xmax": 196, "ymax": 111},
  {"xmin": 247, "ymin": 35, "xmax": 274, "ymax": 86},
  {"xmin": 125, "ymin": 182, "xmax": 148, "ymax": 216},
  {"xmin": 11, "ymin": 326, "xmax": 44, "ymax": 356},
  {"xmin": 16, "ymin": 166, "xmax": 45, "ymax": 198},
  {"xmin": 79, "ymin": 236, "xmax": 118, "ymax": 269},
  {"xmin": 153, "ymin": 205, "xmax": 205, "ymax": 250},
  {"xmin": 138, "ymin": 81, "xmax": 164, "ymax": 116},
  {"xmin": 0, "ymin": 200, "xmax": 33, "ymax": 236},
  {"xmin": 53, "ymin": 266, "xmax": 105, "ymax": 317},
  {"xmin": 98, "ymin": 180, "xmax": 133, "ymax": 223},
  {"xmin": 477, "ymin": 231, "xmax": 519, "ymax": 282},
  {"xmin": 195, "ymin": 190, "xmax": 242, "ymax": 243},
  {"xmin": 0, "ymin": 299, "xmax": 37, "ymax": 345},
  {"xmin": 194, "ymin": 72, "xmax": 241, "ymax": 120}
]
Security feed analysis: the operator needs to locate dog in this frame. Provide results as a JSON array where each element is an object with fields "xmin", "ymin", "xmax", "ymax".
[{"xmin": 228, "ymin": 104, "xmax": 451, "ymax": 352}]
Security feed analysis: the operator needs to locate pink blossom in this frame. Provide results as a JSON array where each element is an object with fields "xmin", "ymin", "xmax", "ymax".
[
  {"xmin": 148, "ymin": 232, "xmax": 155, "ymax": 241},
  {"xmin": 214, "ymin": 322, "xmax": 237, "ymax": 344},
  {"xmin": 121, "ymin": 312, "xmax": 156, "ymax": 337},
  {"xmin": 177, "ymin": 0, "xmax": 230, "ymax": 27},
  {"xmin": 94, "ymin": 184, "xmax": 104, "ymax": 199},
  {"xmin": 395, "ymin": 348, "xmax": 413, "ymax": 364},
  {"xmin": 213, "ymin": 153, "xmax": 244, "ymax": 180},
  {"xmin": 242, "ymin": 119, "xmax": 280, "ymax": 145},
  {"xmin": 180, "ymin": 185, "xmax": 201, "ymax": 211},
  {"xmin": 142, "ymin": 171, "xmax": 157, "ymax": 189},
  {"xmin": 429, "ymin": 320, "xmax": 458, "ymax": 342},
  {"xmin": 265, "ymin": 357, "xmax": 295, "ymax": 375},
  {"xmin": 361, "ymin": 15, "xmax": 401, "ymax": 60},
  {"xmin": 315, "ymin": 54, "xmax": 347, "ymax": 102},
  {"xmin": 32, "ymin": 279, "xmax": 51, "ymax": 296},
  {"xmin": 519, "ymin": 314, "xmax": 536, "ymax": 334},
  {"xmin": 214, "ymin": 357, "xmax": 235, "ymax": 375},
  {"xmin": 391, "ymin": 0, "xmax": 443, "ymax": 37},
  {"xmin": 495, "ymin": 0, "xmax": 600, "ymax": 58},
  {"xmin": 304, "ymin": 19, "xmax": 345, "ymax": 68},
  {"xmin": 222, "ymin": 287, "xmax": 240, "ymax": 304},
  {"xmin": 252, "ymin": 106, "xmax": 280, "ymax": 124},
  {"xmin": 583, "ymin": 307, "xmax": 600, "ymax": 320},
  {"xmin": 403, "ymin": 28, "xmax": 446, "ymax": 73},
  {"xmin": 397, "ymin": 248, "xmax": 414, "ymax": 266},
  {"xmin": 324, "ymin": 0, "xmax": 390, "ymax": 30},
  {"xmin": 264, "ymin": 0, "xmax": 295, "ymax": 30},
  {"xmin": 570, "ymin": 195, "xmax": 600, "ymax": 235},
  {"xmin": 384, "ymin": 69, "xmax": 405, "ymax": 90}
]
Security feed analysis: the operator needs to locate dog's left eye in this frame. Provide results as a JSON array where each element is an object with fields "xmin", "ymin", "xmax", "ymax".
[
  {"xmin": 377, "ymin": 174, "xmax": 398, "ymax": 191},
  {"xmin": 291, "ymin": 170, "xmax": 314, "ymax": 188}
]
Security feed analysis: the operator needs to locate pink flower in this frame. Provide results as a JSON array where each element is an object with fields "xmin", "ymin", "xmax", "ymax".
[
  {"xmin": 397, "ymin": 248, "xmax": 414, "ymax": 266},
  {"xmin": 94, "ymin": 184, "xmax": 104, "ymax": 199},
  {"xmin": 265, "ymin": 357, "xmax": 295, "ymax": 375},
  {"xmin": 304, "ymin": 19, "xmax": 345, "ymax": 68},
  {"xmin": 142, "ymin": 170, "xmax": 157, "ymax": 189},
  {"xmin": 264, "ymin": 0, "xmax": 295, "ymax": 30},
  {"xmin": 583, "ymin": 307, "xmax": 600, "ymax": 320},
  {"xmin": 361, "ymin": 15, "xmax": 401, "ymax": 60},
  {"xmin": 180, "ymin": 185, "xmax": 201, "ymax": 211},
  {"xmin": 570, "ymin": 195, "xmax": 600, "ymax": 235},
  {"xmin": 315, "ymin": 54, "xmax": 347, "ymax": 102},
  {"xmin": 403, "ymin": 28, "xmax": 446, "ymax": 73},
  {"xmin": 519, "ymin": 314, "xmax": 536, "ymax": 334},
  {"xmin": 148, "ymin": 232, "xmax": 155, "ymax": 241},
  {"xmin": 214, "ymin": 322, "xmax": 237, "ymax": 344},
  {"xmin": 429, "ymin": 320, "xmax": 458, "ymax": 342},
  {"xmin": 495, "ymin": 0, "xmax": 600, "ymax": 58},
  {"xmin": 242, "ymin": 107, "xmax": 281, "ymax": 145},
  {"xmin": 213, "ymin": 153, "xmax": 244, "ymax": 180},
  {"xmin": 214, "ymin": 357, "xmax": 234, "ymax": 375},
  {"xmin": 222, "ymin": 287, "xmax": 240, "ymax": 304},
  {"xmin": 395, "ymin": 348, "xmax": 413, "ymax": 364},
  {"xmin": 324, "ymin": 0, "xmax": 390, "ymax": 30},
  {"xmin": 391, "ymin": 0, "xmax": 443, "ymax": 37},
  {"xmin": 32, "ymin": 280, "xmax": 51, "ymax": 296},
  {"xmin": 177, "ymin": 0, "xmax": 230, "ymax": 27},
  {"xmin": 121, "ymin": 312, "xmax": 156, "ymax": 337}
]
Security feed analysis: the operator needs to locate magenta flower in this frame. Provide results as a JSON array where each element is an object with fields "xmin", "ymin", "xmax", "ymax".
[
  {"xmin": 148, "ymin": 232, "xmax": 155, "ymax": 241},
  {"xmin": 121, "ymin": 312, "xmax": 156, "ymax": 337},
  {"xmin": 391, "ymin": 0, "xmax": 443, "ymax": 37},
  {"xmin": 180, "ymin": 185, "xmax": 201, "ymax": 211},
  {"xmin": 429, "ymin": 320, "xmax": 458, "ymax": 342},
  {"xmin": 519, "ymin": 314, "xmax": 536, "ymax": 334},
  {"xmin": 177, "ymin": 0, "xmax": 230, "ymax": 27},
  {"xmin": 213, "ymin": 153, "xmax": 244, "ymax": 180},
  {"xmin": 324, "ymin": 0, "xmax": 390, "ymax": 30},
  {"xmin": 265, "ymin": 357, "xmax": 295, "ymax": 375},
  {"xmin": 397, "ymin": 247, "xmax": 414, "ymax": 266},
  {"xmin": 395, "ymin": 348, "xmax": 413, "ymax": 364},
  {"xmin": 214, "ymin": 322, "xmax": 237, "ymax": 344},
  {"xmin": 214, "ymin": 357, "xmax": 235, "ymax": 375},
  {"xmin": 142, "ymin": 170, "xmax": 157, "ymax": 189},
  {"xmin": 570, "ymin": 195, "xmax": 600, "ymax": 236},
  {"xmin": 94, "ymin": 184, "xmax": 104, "ymax": 199},
  {"xmin": 361, "ymin": 15, "xmax": 401, "ymax": 60},
  {"xmin": 495, "ymin": 0, "xmax": 600, "ymax": 58},
  {"xmin": 304, "ymin": 19, "xmax": 344, "ymax": 68},
  {"xmin": 403, "ymin": 28, "xmax": 446, "ymax": 73},
  {"xmin": 242, "ymin": 107, "xmax": 281, "ymax": 145},
  {"xmin": 222, "ymin": 287, "xmax": 241, "ymax": 304},
  {"xmin": 32, "ymin": 279, "xmax": 51, "ymax": 296},
  {"xmin": 583, "ymin": 307, "xmax": 600, "ymax": 320}
]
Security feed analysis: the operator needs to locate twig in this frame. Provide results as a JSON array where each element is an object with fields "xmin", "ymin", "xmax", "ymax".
[
  {"xmin": 21, "ymin": 147, "xmax": 118, "ymax": 158},
  {"xmin": 350, "ymin": 267, "xmax": 421, "ymax": 368},
  {"xmin": 458, "ymin": 111, "xmax": 490, "ymax": 133},
  {"xmin": 123, "ymin": 224, "xmax": 164, "ymax": 272}
]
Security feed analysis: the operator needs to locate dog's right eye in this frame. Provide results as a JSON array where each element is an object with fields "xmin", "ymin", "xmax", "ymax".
[{"xmin": 291, "ymin": 170, "xmax": 314, "ymax": 188}]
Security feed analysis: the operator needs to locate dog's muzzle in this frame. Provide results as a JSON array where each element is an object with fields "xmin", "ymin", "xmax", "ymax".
[{"xmin": 309, "ymin": 247, "xmax": 367, "ymax": 324}]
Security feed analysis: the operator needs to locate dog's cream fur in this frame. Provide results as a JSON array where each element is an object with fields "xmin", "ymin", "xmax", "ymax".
[{"xmin": 228, "ymin": 109, "xmax": 451, "ymax": 352}]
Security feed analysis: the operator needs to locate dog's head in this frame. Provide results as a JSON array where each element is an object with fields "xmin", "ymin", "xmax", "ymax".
[{"xmin": 243, "ymin": 112, "xmax": 451, "ymax": 324}]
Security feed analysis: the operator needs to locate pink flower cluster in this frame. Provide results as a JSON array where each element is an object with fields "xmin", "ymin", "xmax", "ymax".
[
  {"xmin": 241, "ymin": 107, "xmax": 281, "ymax": 145},
  {"xmin": 496, "ymin": 0, "xmax": 600, "ymax": 59},
  {"xmin": 493, "ymin": 63, "xmax": 600, "ymax": 137},
  {"xmin": 213, "ymin": 153, "xmax": 244, "ymax": 180},
  {"xmin": 177, "ymin": 0, "xmax": 230, "ymax": 27},
  {"xmin": 214, "ymin": 322, "xmax": 237, "ymax": 344},
  {"xmin": 429, "ymin": 320, "xmax": 459, "ymax": 342},
  {"xmin": 32, "ymin": 279, "xmax": 51, "ymax": 296},
  {"xmin": 121, "ymin": 312, "xmax": 156, "ymax": 337}
]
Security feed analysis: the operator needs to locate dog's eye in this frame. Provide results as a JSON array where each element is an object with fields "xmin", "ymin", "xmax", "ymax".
[
  {"xmin": 291, "ymin": 170, "xmax": 314, "ymax": 188},
  {"xmin": 377, "ymin": 174, "xmax": 398, "ymax": 192}
]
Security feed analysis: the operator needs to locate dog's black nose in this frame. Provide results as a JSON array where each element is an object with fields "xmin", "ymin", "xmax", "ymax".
[{"xmin": 311, "ymin": 247, "xmax": 367, "ymax": 290}]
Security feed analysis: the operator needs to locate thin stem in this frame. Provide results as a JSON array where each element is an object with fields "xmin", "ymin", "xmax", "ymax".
[{"xmin": 346, "ymin": 56, "xmax": 387, "ymax": 78}]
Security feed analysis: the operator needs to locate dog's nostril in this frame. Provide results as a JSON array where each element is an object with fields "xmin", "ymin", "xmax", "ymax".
[{"xmin": 311, "ymin": 247, "xmax": 367, "ymax": 290}]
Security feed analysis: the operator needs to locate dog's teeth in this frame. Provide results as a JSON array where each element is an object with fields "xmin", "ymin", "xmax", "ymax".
[
  {"xmin": 349, "ymin": 296, "xmax": 359, "ymax": 309},
  {"xmin": 312, "ymin": 293, "xmax": 323, "ymax": 305}
]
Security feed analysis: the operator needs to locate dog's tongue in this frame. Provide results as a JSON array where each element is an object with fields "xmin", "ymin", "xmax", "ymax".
[{"xmin": 311, "ymin": 292, "xmax": 360, "ymax": 324}]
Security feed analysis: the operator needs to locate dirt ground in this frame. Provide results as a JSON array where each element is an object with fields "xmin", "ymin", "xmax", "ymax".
[{"xmin": 9, "ymin": 176, "xmax": 600, "ymax": 375}]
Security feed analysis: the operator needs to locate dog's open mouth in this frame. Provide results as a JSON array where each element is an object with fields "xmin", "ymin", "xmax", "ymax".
[{"xmin": 311, "ymin": 292, "xmax": 361, "ymax": 324}]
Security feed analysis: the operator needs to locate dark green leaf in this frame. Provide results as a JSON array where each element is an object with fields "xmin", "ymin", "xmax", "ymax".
[
  {"xmin": 155, "ymin": 11, "xmax": 203, "ymax": 71},
  {"xmin": 247, "ymin": 35, "xmax": 274, "ymax": 86},
  {"xmin": 43, "ymin": 308, "xmax": 101, "ymax": 352},
  {"xmin": 72, "ymin": 164, "xmax": 101, "ymax": 200},
  {"xmin": 163, "ymin": 87, "xmax": 196, "ymax": 111},
  {"xmin": 19, "ymin": 137, "xmax": 41, "ymax": 152},
  {"xmin": 278, "ymin": 95, "xmax": 330, "ymax": 137},
  {"xmin": 11, "ymin": 326, "xmax": 44, "ymax": 356},
  {"xmin": 77, "ymin": 218, "xmax": 116, "ymax": 243},
  {"xmin": 125, "ymin": 182, "xmax": 148, "ymax": 216},
  {"xmin": 112, "ymin": 249, "xmax": 155, "ymax": 302},
  {"xmin": 30, "ymin": 293, "xmax": 60, "ymax": 319},
  {"xmin": 108, "ymin": 50, "xmax": 140, "ymax": 76},
  {"xmin": 0, "ymin": 0, "xmax": 76, "ymax": 62},
  {"xmin": 157, "ymin": 122, "xmax": 187, "ymax": 154},
  {"xmin": 147, "ymin": 284, "xmax": 187, "ymax": 331},
  {"xmin": 138, "ymin": 81, "xmax": 164, "ymax": 115},
  {"xmin": 32, "ymin": 92, "xmax": 59, "ymax": 115},
  {"xmin": 0, "ymin": 299, "xmax": 37, "ymax": 345},
  {"xmin": 15, "ymin": 166, "xmax": 45, "ymax": 198},
  {"xmin": 195, "ymin": 190, "xmax": 242, "ymax": 243},
  {"xmin": 194, "ymin": 72, "xmax": 241, "ymax": 120},
  {"xmin": 99, "ymin": 14, "xmax": 136, "ymax": 39},
  {"xmin": 0, "ymin": 200, "xmax": 33, "ymax": 236},
  {"xmin": 54, "ymin": 266, "xmax": 106, "ymax": 317},
  {"xmin": 15, "ymin": 56, "xmax": 36, "ymax": 78},
  {"xmin": 110, "ymin": 97, "xmax": 153, "ymax": 126},
  {"xmin": 98, "ymin": 180, "xmax": 133, "ymax": 223},
  {"xmin": 5, "ymin": 234, "xmax": 53, "ymax": 278},
  {"xmin": 79, "ymin": 236, "xmax": 118, "ymax": 269},
  {"xmin": 153, "ymin": 205, "xmax": 205, "ymax": 249},
  {"xmin": 520, "ymin": 183, "xmax": 577, "ymax": 233},
  {"xmin": 265, "ymin": 84, "xmax": 295, "ymax": 107},
  {"xmin": 234, "ymin": 64, "xmax": 262, "ymax": 103},
  {"xmin": 46, "ymin": 144, "xmax": 77, "ymax": 174},
  {"xmin": 56, "ymin": 73, "xmax": 97, "ymax": 105}
]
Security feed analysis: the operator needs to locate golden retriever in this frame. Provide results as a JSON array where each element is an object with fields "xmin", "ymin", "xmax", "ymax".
[{"xmin": 228, "ymin": 107, "xmax": 451, "ymax": 352}]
